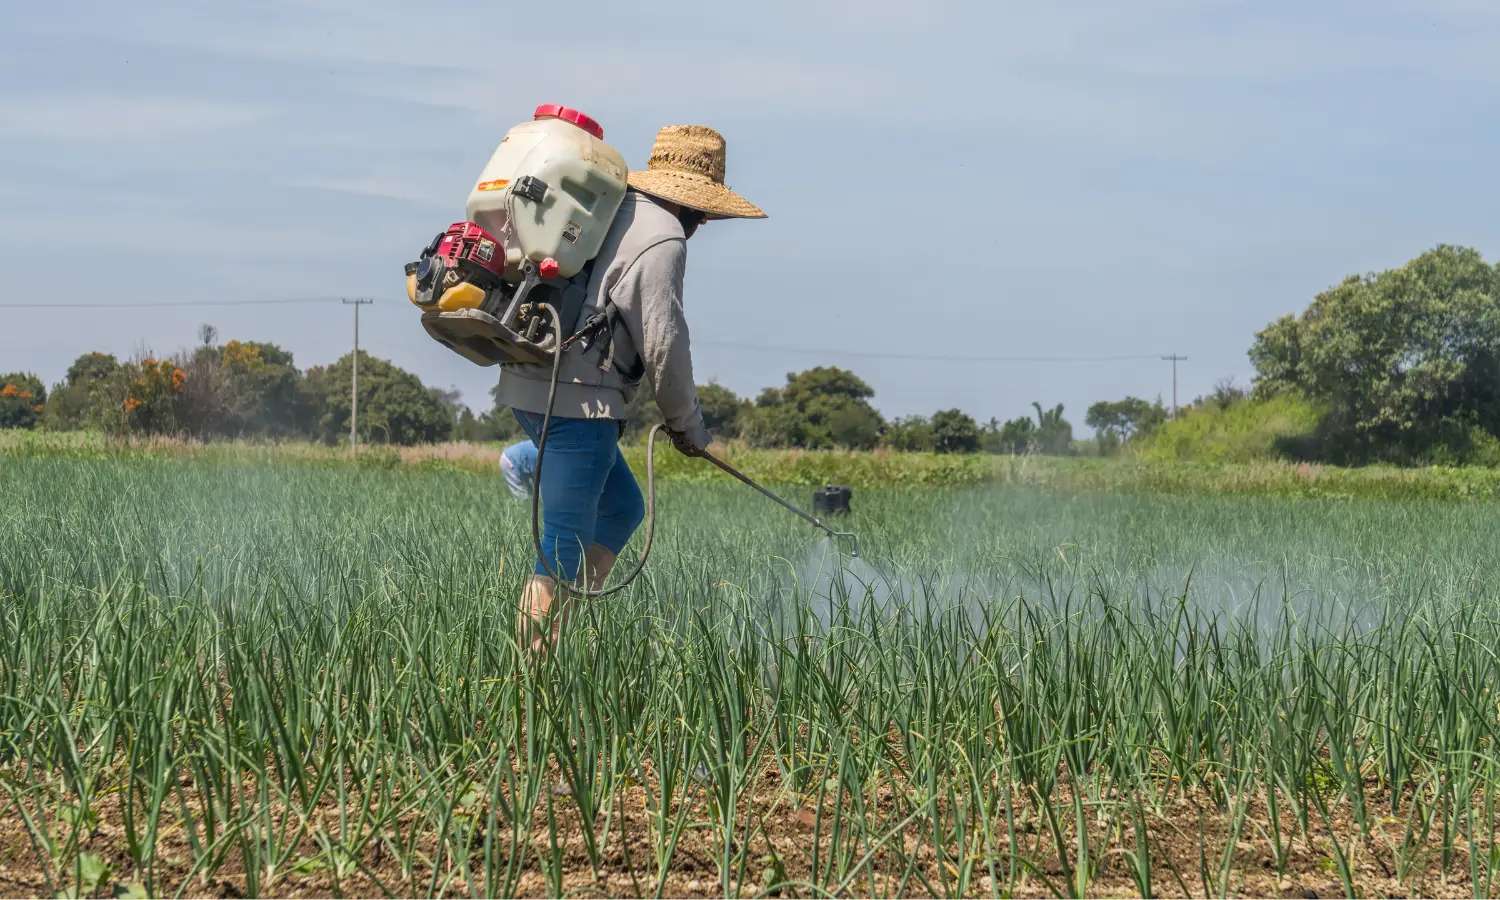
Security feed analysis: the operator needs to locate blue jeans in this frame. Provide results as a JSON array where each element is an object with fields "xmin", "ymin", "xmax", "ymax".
[
  {"xmin": 513, "ymin": 410, "xmax": 645, "ymax": 581},
  {"xmin": 499, "ymin": 439, "xmax": 537, "ymax": 499}
]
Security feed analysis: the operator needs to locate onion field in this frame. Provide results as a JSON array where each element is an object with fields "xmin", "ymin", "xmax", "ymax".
[{"xmin": 5, "ymin": 456, "xmax": 1500, "ymax": 897}]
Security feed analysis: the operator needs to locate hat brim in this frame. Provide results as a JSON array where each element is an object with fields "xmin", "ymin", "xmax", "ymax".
[{"xmin": 627, "ymin": 170, "xmax": 766, "ymax": 220}]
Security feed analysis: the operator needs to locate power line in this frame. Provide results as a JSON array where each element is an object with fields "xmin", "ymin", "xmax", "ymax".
[
  {"xmin": 698, "ymin": 340, "xmax": 1163, "ymax": 363},
  {"xmin": 0, "ymin": 297, "xmax": 347, "ymax": 309}
]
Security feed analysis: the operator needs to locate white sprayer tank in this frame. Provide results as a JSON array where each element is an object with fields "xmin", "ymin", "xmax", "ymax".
[{"xmin": 465, "ymin": 105, "xmax": 628, "ymax": 279}]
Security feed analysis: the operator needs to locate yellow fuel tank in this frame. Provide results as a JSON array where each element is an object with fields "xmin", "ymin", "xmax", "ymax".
[
  {"xmin": 436, "ymin": 282, "xmax": 486, "ymax": 312},
  {"xmin": 407, "ymin": 274, "xmax": 486, "ymax": 312}
]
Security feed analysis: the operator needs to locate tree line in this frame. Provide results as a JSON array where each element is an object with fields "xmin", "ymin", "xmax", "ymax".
[
  {"xmin": 620, "ymin": 366, "xmax": 1081, "ymax": 455},
  {"xmin": 1, "ymin": 327, "xmax": 1092, "ymax": 454},
  {"xmin": 39, "ymin": 233, "xmax": 1489, "ymax": 465},
  {"xmin": 1, "ymin": 325, "xmax": 459, "ymax": 445}
]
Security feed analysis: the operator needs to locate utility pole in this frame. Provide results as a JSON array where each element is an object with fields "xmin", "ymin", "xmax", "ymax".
[
  {"xmin": 1162, "ymin": 354, "xmax": 1187, "ymax": 419},
  {"xmin": 343, "ymin": 299, "xmax": 374, "ymax": 453}
]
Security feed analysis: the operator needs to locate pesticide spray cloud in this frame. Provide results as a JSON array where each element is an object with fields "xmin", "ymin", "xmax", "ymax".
[
  {"xmin": 777, "ymin": 532, "xmax": 1392, "ymax": 647},
  {"xmin": 782, "ymin": 537, "xmax": 996, "ymax": 635}
]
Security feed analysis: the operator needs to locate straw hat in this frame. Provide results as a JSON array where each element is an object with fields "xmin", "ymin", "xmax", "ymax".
[{"xmin": 627, "ymin": 125, "xmax": 766, "ymax": 220}]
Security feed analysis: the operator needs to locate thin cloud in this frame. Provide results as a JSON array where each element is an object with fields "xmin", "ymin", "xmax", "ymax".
[
  {"xmin": 0, "ymin": 207, "xmax": 385, "ymax": 259},
  {"xmin": 0, "ymin": 96, "xmax": 275, "ymax": 142},
  {"xmin": 287, "ymin": 171, "xmax": 461, "ymax": 209}
]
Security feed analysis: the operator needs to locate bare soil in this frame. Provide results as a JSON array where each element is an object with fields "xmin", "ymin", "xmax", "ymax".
[{"xmin": 2, "ymin": 753, "xmax": 1491, "ymax": 899}]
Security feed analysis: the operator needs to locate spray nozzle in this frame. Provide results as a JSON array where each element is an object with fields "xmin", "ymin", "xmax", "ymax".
[{"xmin": 831, "ymin": 530, "xmax": 861, "ymax": 559}]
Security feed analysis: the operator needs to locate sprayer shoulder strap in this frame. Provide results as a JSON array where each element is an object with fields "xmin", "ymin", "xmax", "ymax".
[
  {"xmin": 572, "ymin": 287, "xmax": 643, "ymax": 381},
  {"xmin": 583, "ymin": 300, "xmax": 642, "ymax": 381},
  {"xmin": 602, "ymin": 301, "xmax": 644, "ymax": 381},
  {"xmin": 563, "ymin": 258, "xmax": 599, "ymax": 334}
]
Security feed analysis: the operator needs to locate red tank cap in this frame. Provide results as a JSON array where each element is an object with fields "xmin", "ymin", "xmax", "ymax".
[
  {"xmin": 534, "ymin": 104, "xmax": 604, "ymax": 140},
  {"xmin": 538, "ymin": 258, "xmax": 560, "ymax": 279}
]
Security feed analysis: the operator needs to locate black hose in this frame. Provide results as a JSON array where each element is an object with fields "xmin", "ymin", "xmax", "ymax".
[{"xmin": 530, "ymin": 305, "xmax": 662, "ymax": 597}]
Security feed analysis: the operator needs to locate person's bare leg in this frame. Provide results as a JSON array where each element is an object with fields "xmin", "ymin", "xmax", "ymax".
[
  {"xmin": 524, "ymin": 548, "xmax": 610, "ymax": 656},
  {"xmin": 584, "ymin": 543, "xmax": 617, "ymax": 592},
  {"xmin": 519, "ymin": 574, "xmax": 566, "ymax": 652}
]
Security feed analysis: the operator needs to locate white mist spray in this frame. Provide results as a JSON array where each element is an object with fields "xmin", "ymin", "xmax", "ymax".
[{"xmin": 782, "ymin": 537, "xmax": 996, "ymax": 634}]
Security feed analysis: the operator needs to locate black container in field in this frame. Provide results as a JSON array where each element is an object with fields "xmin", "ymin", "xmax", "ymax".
[{"xmin": 812, "ymin": 485, "xmax": 852, "ymax": 517}]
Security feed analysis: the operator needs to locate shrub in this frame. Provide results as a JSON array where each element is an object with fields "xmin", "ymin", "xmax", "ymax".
[
  {"xmin": 1132, "ymin": 394, "xmax": 1324, "ymax": 463},
  {"xmin": 0, "ymin": 373, "xmax": 46, "ymax": 430}
]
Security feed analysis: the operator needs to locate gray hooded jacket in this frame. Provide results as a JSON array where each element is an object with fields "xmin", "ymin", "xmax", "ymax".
[{"xmin": 494, "ymin": 190, "xmax": 712, "ymax": 449}]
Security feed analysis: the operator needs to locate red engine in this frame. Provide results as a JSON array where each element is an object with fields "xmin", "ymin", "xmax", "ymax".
[
  {"xmin": 433, "ymin": 222, "xmax": 506, "ymax": 280},
  {"xmin": 406, "ymin": 222, "xmax": 508, "ymax": 307}
]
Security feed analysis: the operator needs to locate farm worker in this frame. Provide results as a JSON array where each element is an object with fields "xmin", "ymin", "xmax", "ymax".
[
  {"xmin": 494, "ymin": 124, "xmax": 766, "ymax": 649},
  {"xmin": 499, "ymin": 439, "xmax": 538, "ymax": 499}
]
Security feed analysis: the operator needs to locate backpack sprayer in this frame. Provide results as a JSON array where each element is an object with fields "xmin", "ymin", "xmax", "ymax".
[{"xmin": 405, "ymin": 105, "xmax": 859, "ymax": 595}]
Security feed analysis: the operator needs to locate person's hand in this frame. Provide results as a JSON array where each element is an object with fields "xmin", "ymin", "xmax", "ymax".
[{"xmin": 668, "ymin": 429, "xmax": 706, "ymax": 457}]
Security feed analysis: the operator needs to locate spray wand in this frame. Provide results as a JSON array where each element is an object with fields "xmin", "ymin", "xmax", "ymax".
[
  {"xmin": 696, "ymin": 451, "xmax": 861, "ymax": 559},
  {"xmin": 529, "ymin": 304, "xmax": 860, "ymax": 598}
]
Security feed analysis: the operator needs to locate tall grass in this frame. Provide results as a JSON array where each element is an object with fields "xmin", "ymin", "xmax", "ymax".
[
  {"xmin": 0, "ymin": 430, "xmax": 997, "ymax": 487},
  {"xmin": 16, "ymin": 427, "xmax": 1500, "ymax": 500},
  {"xmin": 4, "ymin": 458, "xmax": 1500, "ymax": 896},
  {"xmin": 1131, "ymin": 394, "xmax": 1323, "ymax": 464}
]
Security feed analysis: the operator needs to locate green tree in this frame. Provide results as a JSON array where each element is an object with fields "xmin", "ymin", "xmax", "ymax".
[
  {"xmin": 0, "ymin": 372, "xmax": 46, "ymax": 429},
  {"xmin": 454, "ymin": 407, "xmax": 494, "ymax": 442},
  {"xmin": 738, "ymin": 388, "xmax": 804, "ymax": 448},
  {"xmin": 124, "ymin": 356, "xmax": 188, "ymax": 435},
  {"xmin": 742, "ymin": 367, "xmax": 885, "ymax": 449},
  {"xmin": 299, "ymin": 364, "xmax": 332, "ymax": 440},
  {"xmin": 176, "ymin": 338, "xmax": 305, "ymax": 438},
  {"xmin": 220, "ymin": 340, "xmax": 303, "ymax": 436},
  {"xmin": 44, "ymin": 352, "xmax": 131, "ymax": 433},
  {"xmin": 1249, "ymin": 244, "xmax": 1500, "ymax": 462},
  {"xmin": 930, "ymin": 408, "xmax": 980, "ymax": 454},
  {"xmin": 977, "ymin": 417, "xmax": 1009, "ymax": 454},
  {"xmin": 618, "ymin": 380, "xmax": 663, "ymax": 442},
  {"xmin": 66, "ymin": 352, "xmax": 123, "ymax": 387},
  {"xmin": 882, "ymin": 415, "xmax": 936, "ymax": 452},
  {"xmin": 1030, "ymin": 402, "xmax": 1074, "ymax": 455},
  {"xmin": 480, "ymin": 381, "xmax": 532, "ymax": 443},
  {"xmin": 1085, "ymin": 396, "xmax": 1166, "ymax": 454},
  {"xmin": 992, "ymin": 416, "xmax": 1036, "ymax": 454},
  {"xmin": 1199, "ymin": 378, "xmax": 1248, "ymax": 412},
  {"xmin": 827, "ymin": 403, "xmax": 883, "ymax": 449},
  {"xmin": 697, "ymin": 381, "xmax": 747, "ymax": 440},
  {"xmin": 310, "ymin": 351, "xmax": 454, "ymax": 445}
]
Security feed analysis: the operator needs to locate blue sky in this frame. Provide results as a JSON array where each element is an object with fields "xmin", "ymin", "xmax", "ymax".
[{"xmin": 3, "ymin": 0, "xmax": 1498, "ymax": 427}]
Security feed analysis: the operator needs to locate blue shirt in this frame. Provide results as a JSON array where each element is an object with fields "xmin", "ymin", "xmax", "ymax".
[{"xmin": 499, "ymin": 439, "xmax": 538, "ymax": 499}]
